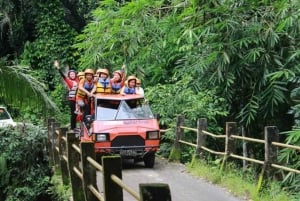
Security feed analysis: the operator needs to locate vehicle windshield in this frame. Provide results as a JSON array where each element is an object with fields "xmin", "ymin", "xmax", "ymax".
[
  {"xmin": 95, "ymin": 98, "xmax": 155, "ymax": 120},
  {"xmin": 0, "ymin": 108, "xmax": 10, "ymax": 120}
]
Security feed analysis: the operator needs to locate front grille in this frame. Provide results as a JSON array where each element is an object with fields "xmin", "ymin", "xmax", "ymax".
[
  {"xmin": 111, "ymin": 135, "xmax": 144, "ymax": 148},
  {"xmin": 111, "ymin": 135, "xmax": 145, "ymax": 157}
]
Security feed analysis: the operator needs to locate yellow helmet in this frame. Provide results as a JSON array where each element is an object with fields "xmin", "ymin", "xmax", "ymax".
[
  {"xmin": 96, "ymin": 68, "xmax": 109, "ymax": 76},
  {"xmin": 127, "ymin": 75, "xmax": 137, "ymax": 82},
  {"xmin": 78, "ymin": 71, "xmax": 85, "ymax": 80},
  {"xmin": 126, "ymin": 75, "xmax": 137, "ymax": 87},
  {"xmin": 84, "ymin": 68, "xmax": 94, "ymax": 75}
]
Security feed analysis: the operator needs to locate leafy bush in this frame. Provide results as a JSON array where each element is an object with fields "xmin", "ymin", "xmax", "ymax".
[
  {"xmin": 278, "ymin": 128, "xmax": 300, "ymax": 194},
  {"xmin": 146, "ymin": 77, "xmax": 228, "ymax": 162},
  {"xmin": 0, "ymin": 125, "xmax": 52, "ymax": 201}
]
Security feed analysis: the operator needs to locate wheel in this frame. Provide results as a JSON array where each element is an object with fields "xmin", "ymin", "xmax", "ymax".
[{"xmin": 143, "ymin": 153, "xmax": 155, "ymax": 168}]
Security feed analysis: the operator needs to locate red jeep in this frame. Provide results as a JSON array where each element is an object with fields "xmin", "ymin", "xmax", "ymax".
[{"xmin": 80, "ymin": 94, "xmax": 160, "ymax": 168}]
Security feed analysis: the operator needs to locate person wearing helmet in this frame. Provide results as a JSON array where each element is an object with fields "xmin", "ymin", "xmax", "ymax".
[
  {"xmin": 54, "ymin": 60, "xmax": 79, "ymax": 131},
  {"xmin": 111, "ymin": 64, "xmax": 126, "ymax": 94},
  {"xmin": 95, "ymin": 68, "xmax": 112, "ymax": 94},
  {"xmin": 120, "ymin": 75, "xmax": 137, "ymax": 95},
  {"xmin": 77, "ymin": 71, "xmax": 85, "ymax": 81},
  {"xmin": 76, "ymin": 68, "xmax": 96, "ymax": 118},
  {"xmin": 74, "ymin": 71, "xmax": 86, "ymax": 116},
  {"xmin": 135, "ymin": 78, "xmax": 144, "ymax": 96}
]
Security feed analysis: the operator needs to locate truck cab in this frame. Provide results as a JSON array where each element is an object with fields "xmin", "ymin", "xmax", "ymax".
[{"xmin": 80, "ymin": 94, "xmax": 160, "ymax": 168}]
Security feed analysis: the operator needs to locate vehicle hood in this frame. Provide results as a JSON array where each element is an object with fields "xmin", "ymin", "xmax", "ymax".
[{"xmin": 92, "ymin": 119, "xmax": 159, "ymax": 133}]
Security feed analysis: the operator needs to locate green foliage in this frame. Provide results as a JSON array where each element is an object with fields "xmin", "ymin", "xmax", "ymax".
[
  {"xmin": 0, "ymin": 0, "xmax": 38, "ymax": 57},
  {"xmin": 168, "ymin": 146, "xmax": 181, "ymax": 162},
  {"xmin": 47, "ymin": 172, "xmax": 72, "ymax": 201},
  {"xmin": 175, "ymin": 0, "xmax": 300, "ymax": 130},
  {"xmin": 146, "ymin": 76, "xmax": 228, "ymax": 128},
  {"xmin": 49, "ymin": 83, "xmax": 70, "ymax": 126},
  {"xmin": 146, "ymin": 76, "xmax": 228, "ymax": 162},
  {"xmin": 0, "ymin": 125, "xmax": 52, "ymax": 201},
  {"xmin": 74, "ymin": 0, "xmax": 181, "ymax": 81},
  {"xmin": 2, "ymin": 0, "xmax": 300, "ymax": 197},
  {"xmin": 0, "ymin": 62, "xmax": 57, "ymax": 112},
  {"xmin": 187, "ymin": 159, "xmax": 299, "ymax": 201},
  {"xmin": 74, "ymin": 0, "xmax": 299, "ymax": 131},
  {"xmin": 21, "ymin": 0, "xmax": 78, "ymax": 91},
  {"xmin": 278, "ymin": 129, "xmax": 300, "ymax": 193}
]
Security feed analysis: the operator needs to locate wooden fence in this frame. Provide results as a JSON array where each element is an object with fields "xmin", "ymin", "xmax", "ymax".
[
  {"xmin": 169, "ymin": 115, "xmax": 300, "ymax": 189},
  {"xmin": 47, "ymin": 118, "xmax": 171, "ymax": 201}
]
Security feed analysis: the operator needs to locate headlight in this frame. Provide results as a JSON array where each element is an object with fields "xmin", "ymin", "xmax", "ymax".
[
  {"xmin": 95, "ymin": 133, "xmax": 109, "ymax": 142},
  {"xmin": 147, "ymin": 131, "xmax": 160, "ymax": 140}
]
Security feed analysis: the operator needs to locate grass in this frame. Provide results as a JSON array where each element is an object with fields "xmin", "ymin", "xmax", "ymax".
[
  {"xmin": 49, "ymin": 171, "xmax": 72, "ymax": 201},
  {"xmin": 186, "ymin": 158, "xmax": 299, "ymax": 201}
]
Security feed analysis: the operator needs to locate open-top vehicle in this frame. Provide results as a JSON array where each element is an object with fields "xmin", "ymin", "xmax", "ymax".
[{"xmin": 79, "ymin": 94, "xmax": 160, "ymax": 168}]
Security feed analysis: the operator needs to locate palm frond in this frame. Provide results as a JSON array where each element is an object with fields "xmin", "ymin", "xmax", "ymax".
[{"xmin": 0, "ymin": 64, "xmax": 57, "ymax": 111}]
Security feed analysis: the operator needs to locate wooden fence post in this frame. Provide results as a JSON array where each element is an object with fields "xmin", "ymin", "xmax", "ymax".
[
  {"xmin": 80, "ymin": 142, "xmax": 98, "ymax": 201},
  {"xmin": 47, "ymin": 118, "xmax": 55, "ymax": 165},
  {"xmin": 139, "ymin": 183, "xmax": 172, "ymax": 201},
  {"xmin": 257, "ymin": 126, "xmax": 279, "ymax": 192},
  {"xmin": 59, "ymin": 127, "xmax": 69, "ymax": 185},
  {"xmin": 195, "ymin": 118, "xmax": 207, "ymax": 160},
  {"xmin": 169, "ymin": 115, "xmax": 184, "ymax": 162},
  {"xmin": 264, "ymin": 126, "xmax": 279, "ymax": 178},
  {"xmin": 52, "ymin": 122, "xmax": 60, "ymax": 168},
  {"xmin": 102, "ymin": 156, "xmax": 123, "ymax": 201},
  {"xmin": 67, "ymin": 132, "xmax": 85, "ymax": 201},
  {"xmin": 222, "ymin": 122, "xmax": 237, "ymax": 170}
]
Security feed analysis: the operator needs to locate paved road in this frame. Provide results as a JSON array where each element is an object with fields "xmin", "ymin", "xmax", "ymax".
[{"xmin": 97, "ymin": 157, "xmax": 244, "ymax": 201}]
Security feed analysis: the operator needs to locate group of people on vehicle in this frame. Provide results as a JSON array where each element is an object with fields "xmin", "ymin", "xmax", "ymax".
[{"xmin": 54, "ymin": 60, "xmax": 144, "ymax": 131}]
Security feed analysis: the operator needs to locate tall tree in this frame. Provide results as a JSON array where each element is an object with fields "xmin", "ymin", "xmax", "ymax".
[{"xmin": 74, "ymin": 0, "xmax": 300, "ymax": 133}]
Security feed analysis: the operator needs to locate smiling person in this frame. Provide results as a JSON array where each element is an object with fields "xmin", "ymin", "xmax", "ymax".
[
  {"xmin": 111, "ymin": 64, "xmax": 126, "ymax": 94},
  {"xmin": 120, "ymin": 75, "xmax": 137, "ymax": 95},
  {"xmin": 76, "ymin": 68, "xmax": 96, "ymax": 118}
]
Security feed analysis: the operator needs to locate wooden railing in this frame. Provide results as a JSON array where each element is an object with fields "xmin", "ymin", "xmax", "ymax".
[
  {"xmin": 169, "ymin": 115, "xmax": 300, "ymax": 189},
  {"xmin": 47, "ymin": 118, "xmax": 171, "ymax": 201}
]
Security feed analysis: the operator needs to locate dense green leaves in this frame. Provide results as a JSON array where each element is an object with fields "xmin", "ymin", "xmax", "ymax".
[
  {"xmin": 278, "ymin": 129, "xmax": 300, "ymax": 193},
  {"xmin": 21, "ymin": 0, "xmax": 78, "ymax": 91},
  {"xmin": 74, "ymin": 0, "xmax": 300, "ymax": 131},
  {"xmin": 1, "ymin": 0, "xmax": 300, "ymax": 197},
  {"xmin": 0, "ymin": 126, "xmax": 52, "ymax": 201},
  {"xmin": 0, "ymin": 63, "xmax": 57, "ymax": 111}
]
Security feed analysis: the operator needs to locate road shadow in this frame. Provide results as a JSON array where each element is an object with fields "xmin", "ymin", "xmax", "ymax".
[
  {"xmin": 121, "ymin": 159, "xmax": 149, "ymax": 169},
  {"xmin": 121, "ymin": 157, "xmax": 167, "ymax": 171}
]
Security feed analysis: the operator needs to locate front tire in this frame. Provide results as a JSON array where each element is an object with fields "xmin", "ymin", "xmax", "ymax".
[{"xmin": 143, "ymin": 153, "xmax": 155, "ymax": 168}]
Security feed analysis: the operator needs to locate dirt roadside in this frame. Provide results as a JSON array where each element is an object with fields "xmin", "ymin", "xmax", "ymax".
[{"xmin": 96, "ymin": 157, "xmax": 245, "ymax": 201}]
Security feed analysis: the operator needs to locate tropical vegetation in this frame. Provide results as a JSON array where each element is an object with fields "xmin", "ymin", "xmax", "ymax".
[{"xmin": 0, "ymin": 0, "xmax": 300, "ymax": 200}]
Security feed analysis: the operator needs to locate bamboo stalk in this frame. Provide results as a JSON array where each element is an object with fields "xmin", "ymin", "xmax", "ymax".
[
  {"xmin": 231, "ymin": 135, "xmax": 265, "ymax": 144},
  {"xmin": 272, "ymin": 142, "xmax": 300, "ymax": 151}
]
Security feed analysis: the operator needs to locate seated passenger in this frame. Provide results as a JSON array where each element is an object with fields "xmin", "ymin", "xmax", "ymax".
[
  {"xmin": 120, "ymin": 75, "xmax": 137, "ymax": 95},
  {"xmin": 76, "ymin": 68, "xmax": 96, "ymax": 117},
  {"xmin": 95, "ymin": 68, "xmax": 112, "ymax": 94},
  {"xmin": 77, "ymin": 71, "xmax": 85, "ymax": 81},
  {"xmin": 111, "ymin": 65, "xmax": 126, "ymax": 94},
  {"xmin": 74, "ymin": 71, "xmax": 85, "ymax": 115},
  {"xmin": 135, "ymin": 78, "xmax": 144, "ymax": 96}
]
